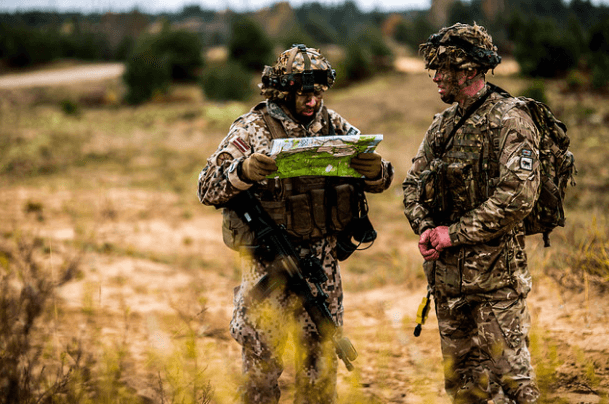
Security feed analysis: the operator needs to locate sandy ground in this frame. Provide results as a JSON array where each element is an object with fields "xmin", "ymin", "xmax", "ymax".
[{"xmin": 2, "ymin": 180, "xmax": 607, "ymax": 403}]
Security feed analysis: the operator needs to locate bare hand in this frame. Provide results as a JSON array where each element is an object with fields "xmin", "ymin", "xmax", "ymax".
[
  {"xmin": 430, "ymin": 225, "xmax": 452, "ymax": 252},
  {"xmin": 418, "ymin": 228, "xmax": 440, "ymax": 261}
]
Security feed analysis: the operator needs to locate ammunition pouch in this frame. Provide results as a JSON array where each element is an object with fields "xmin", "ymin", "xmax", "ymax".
[
  {"xmin": 222, "ymin": 177, "xmax": 371, "ymax": 254},
  {"xmin": 417, "ymin": 159, "xmax": 449, "ymax": 224},
  {"xmin": 222, "ymin": 207, "xmax": 257, "ymax": 253},
  {"xmin": 445, "ymin": 161, "xmax": 480, "ymax": 217}
]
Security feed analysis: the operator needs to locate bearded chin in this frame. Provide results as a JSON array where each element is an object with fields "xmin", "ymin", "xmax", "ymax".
[{"xmin": 440, "ymin": 92, "xmax": 456, "ymax": 104}]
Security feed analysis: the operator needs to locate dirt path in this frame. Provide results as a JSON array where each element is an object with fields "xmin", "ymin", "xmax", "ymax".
[{"xmin": 0, "ymin": 63, "xmax": 124, "ymax": 88}]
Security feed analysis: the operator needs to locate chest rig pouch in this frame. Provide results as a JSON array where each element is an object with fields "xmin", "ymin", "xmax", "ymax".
[{"xmin": 223, "ymin": 176, "xmax": 366, "ymax": 253}]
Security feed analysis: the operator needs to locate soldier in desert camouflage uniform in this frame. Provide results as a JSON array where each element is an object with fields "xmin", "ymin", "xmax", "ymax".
[
  {"xmin": 198, "ymin": 45, "xmax": 393, "ymax": 404},
  {"xmin": 402, "ymin": 23, "xmax": 541, "ymax": 403}
]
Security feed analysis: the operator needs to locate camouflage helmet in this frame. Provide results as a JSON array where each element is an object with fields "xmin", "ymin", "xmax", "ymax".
[
  {"xmin": 260, "ymin": 44, "xmax": 336, "ymax": 100},
  {"xmin": 419, "ymin": 23, "xmax": 501, "ymax": 72}
]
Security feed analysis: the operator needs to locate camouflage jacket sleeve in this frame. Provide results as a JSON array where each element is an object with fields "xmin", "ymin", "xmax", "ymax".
[
  {"xmin": 449, "ymin": 106, "xmax": 541, "ymax": 245},
  {"xmin": 327, "ymin": 108, "xmax": 394, "ymax": 193},
  {"xmin": 401, "ymin": 113, "xmax": 442, "ymax": 235},
  {"xmin": 197, "ymin": 109, "xmax": 269, "ymax": 207}
]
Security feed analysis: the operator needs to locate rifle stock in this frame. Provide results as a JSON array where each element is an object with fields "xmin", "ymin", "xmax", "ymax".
[{"xmin": 225, "ymin": 190, "xmax": 358, "ymax": 371}]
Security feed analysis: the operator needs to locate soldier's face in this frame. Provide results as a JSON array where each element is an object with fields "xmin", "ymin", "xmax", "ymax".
[
  {"xmin": 433, "ymin": 67, "xmax": 467, "ymax": 104},
  {"xmin": 293, "ymin": 90, "xmax": 323, "ymax": 121}
]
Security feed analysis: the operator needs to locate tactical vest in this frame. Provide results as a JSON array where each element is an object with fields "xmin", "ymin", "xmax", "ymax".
[
  {"xmin": 425, "ymin": 89, "xmax": 544, "ymax": 227},
  {"xmin": 425, "ymin": 93, "xmax": 503, "ymax": 224},
  {"xmin": 222, "ymin": 102, "xmax": 366, "ymax": 252}
]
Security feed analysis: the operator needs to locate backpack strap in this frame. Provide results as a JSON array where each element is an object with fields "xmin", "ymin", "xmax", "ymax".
[
  {"xmin": 257, "ymin": 103, "xmax": 288, "ymax": 140},
  {"xmin": 480, "ymin": 85, "xmax": 522, "ymax": 199}
]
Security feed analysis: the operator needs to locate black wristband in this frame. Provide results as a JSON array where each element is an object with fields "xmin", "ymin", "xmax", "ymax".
[{"xmin": 236, "ymin": 160, "xmax": 254, "ymax": 184}]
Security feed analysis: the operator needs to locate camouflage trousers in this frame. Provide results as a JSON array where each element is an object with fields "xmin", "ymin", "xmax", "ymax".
[
  {"xmin": 230, "ymin": 239, "xmax": 343, "ymax": 404},
  {"xmin": 434, "ymin": 293, "xmax": 540, "ymax": 404}
]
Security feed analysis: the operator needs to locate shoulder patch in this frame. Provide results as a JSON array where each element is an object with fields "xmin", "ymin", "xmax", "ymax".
[
  {"xmin": 216, "ymin": 152, "xmax": 233, "ymax": 166},
  {"xmin": 231, "ymin": 137, "xmax": 250, "ymax": 154},
  {"xmin": 520, "ymin": 149, "xmax": 533, "ymax": 171}
]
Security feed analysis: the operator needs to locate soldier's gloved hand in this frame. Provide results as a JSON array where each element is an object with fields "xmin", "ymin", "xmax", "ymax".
[
  {"xmin": 350, "ymin": 152, "xmax": 382, "ymax": 179},
  {"xmin": 241, "ymin": 153, "xmax": 277, "ymax": 182},
  {"xmin": 430, "ymin": 225, "xmax": 452, "ymax": 252},
  {"xmin": 418, "ymin": 228, "xmax": 440, "ymax": 261}
]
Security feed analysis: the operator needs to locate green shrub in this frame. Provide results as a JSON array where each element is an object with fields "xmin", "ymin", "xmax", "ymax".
[
  {"xmin": 200, "ymin": 62, "xmax": 254, "ymax": 102},
  {"xmin": 393, "ymin": 15, "xmax": 435, "ymax": 52},
  {"xmin": 0, "ymin": 25, "xmax": 62, "ymax": 68},
  {"xmin": 356, "ymin": 26, "xmax": 394, "ymax": 72},
  {"xmin": 133, "ymin": 30, "xmax": 204, "ymax": 81},
  {"xmin": 60, "ymin": 99, "xmax": 80, "ymax": 116},
  {"xmin": 123, "ymin": 53, "xmax": 171, "ymax": 105},
  {"xmin": 123, "ymin": 29, "xmax": 204, "ymax": 104},
  {"xmin": 512, "ymin": 17, "xmax": 580, "ymax": 78},
  {"xmin": 588, "ymin": 18, "xmax": 609, "ymax": 91},
  {"xmin": 228, "ymin": 16, "xmax": 274, "ymax": 72},
  {"xmin": 339, "ymin": 42, "xmax": 374, "ymax": 84},
  {"xmin": 337, "ymin": 26, "xmax": 394, "ymax": 86}
]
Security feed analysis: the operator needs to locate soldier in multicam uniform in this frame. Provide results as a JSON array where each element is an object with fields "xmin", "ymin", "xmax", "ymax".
[
  {"xmin": 198, "ymin": 45, "xmax": 393, "ymax": 403},
  {"xmin": 402, "ymin": 23, "xmax": 541, "ymax": 403}
]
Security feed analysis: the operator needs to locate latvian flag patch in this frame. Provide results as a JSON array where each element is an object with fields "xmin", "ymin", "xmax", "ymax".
[{"xmin": 231, "ymin": 137, "xmax": 250, "ymax": 154}]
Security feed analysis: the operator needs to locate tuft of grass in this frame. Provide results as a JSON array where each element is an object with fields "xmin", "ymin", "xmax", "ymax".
[
  {"xmin": 0, "ymin": 232, "xmax": 83, "ymax": 402},
  {"xmin": 546, "ymin": 215, "xmax": 609, "ymax": 292}
]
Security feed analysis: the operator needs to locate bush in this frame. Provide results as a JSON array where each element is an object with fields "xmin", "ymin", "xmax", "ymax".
[
  {"xmin": 393, "ymin": 15, "xmax": 435, "ymax": 52},
  {"xmin": 512, "ymin": 17, "xmax": 580, "ymax": 78},
  {"xmin": 588, "ymin": 17, "xmax": 609, "ymax": 91},
  {"xmin": 356, "ymin": 26, "xmax": 394, "ymax": 72},
  {"xmin": 228, "ymin": 16, "xmax": 274, "ymax": 72},
  {"xmin": 200, "ymin": 62, "xmax": 254, "ymax": 102},
  {"xmin": 338, "ymin": 27, "xmax": 394, "ymax": 86},
  {"xmin": 339, "ymin": 42, "xmax": 374, "ymax": 84},
  {"xmin": 123, "ymin": 29, "xmax": 204, "ymax": 104},
  {"xmin": 0, "ymin": 25, "xmax": 62, "ymax": 68},
  {"xmin": 123, "ymin": 53, "xmax": 171, "ymax": 105},
  {"xmin": 134, "ymin": 30, "xmax": 205, "ymax": 81},
  {"xmin": 0, "ymin": 234, "xmax": 80, "ymax": 403}
]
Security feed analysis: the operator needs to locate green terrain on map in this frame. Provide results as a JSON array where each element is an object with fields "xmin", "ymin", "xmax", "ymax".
[{"xmin": 270, "ymin": 146, "xmax": 372, "ymax": 179}]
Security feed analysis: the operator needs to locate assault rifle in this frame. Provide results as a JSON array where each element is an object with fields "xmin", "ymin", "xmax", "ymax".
[{"xmin": 224, "ymin": 189, "xmax": 358, "ymax": 371}]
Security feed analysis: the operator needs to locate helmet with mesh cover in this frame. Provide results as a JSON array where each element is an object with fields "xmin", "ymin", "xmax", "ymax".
[
  {"xmin": 419, "ymin": 23, "xmax": 501, "ymax": 73},
  {"xmin": 260, "ymin": 44, "xmax": 336, "ymax": 100}
]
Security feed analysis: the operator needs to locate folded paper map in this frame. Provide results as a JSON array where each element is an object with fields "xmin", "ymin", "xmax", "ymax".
[{"xmin": 268, "ymin": 134, "xmax": 383, "ymax": 179}]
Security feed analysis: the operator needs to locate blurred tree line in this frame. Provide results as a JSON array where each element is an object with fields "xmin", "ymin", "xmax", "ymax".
[{"xmin": 2, "ymin": 0, "xmax": 609, "ymax": 103}]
